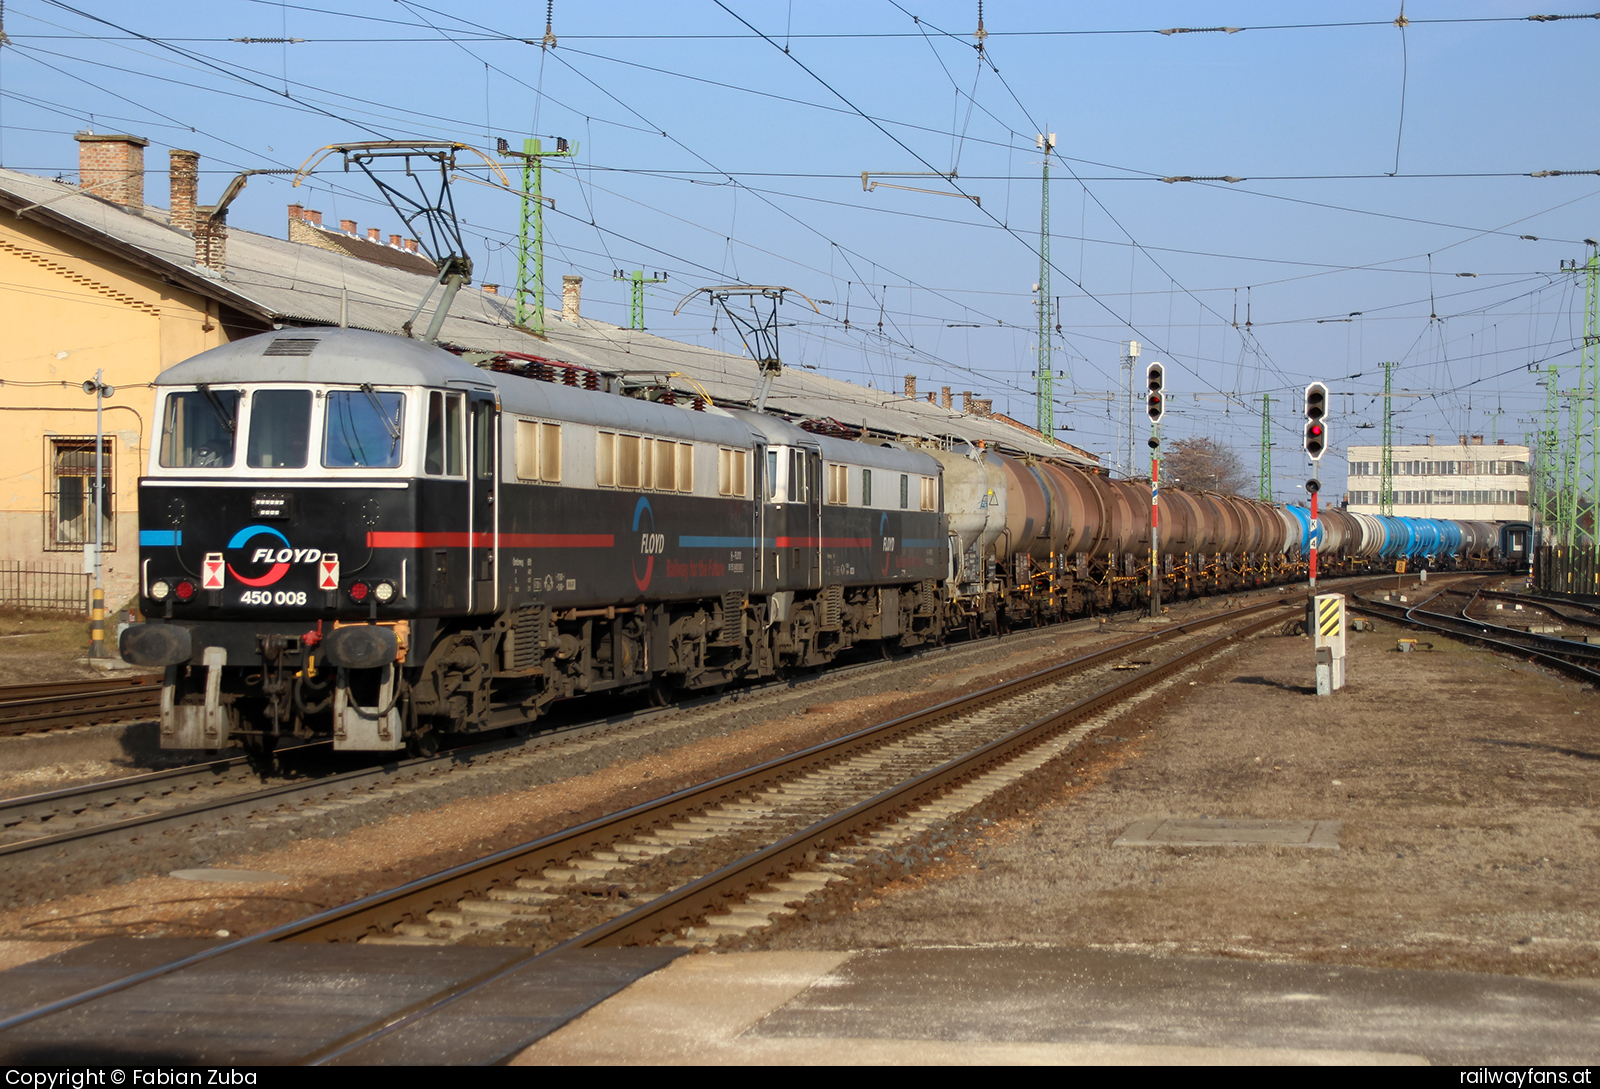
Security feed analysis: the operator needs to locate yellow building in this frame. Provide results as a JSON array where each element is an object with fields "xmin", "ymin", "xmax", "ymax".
[{"xmin": 1, "ymin": 135, "xmax": 240, "ymax": 610}]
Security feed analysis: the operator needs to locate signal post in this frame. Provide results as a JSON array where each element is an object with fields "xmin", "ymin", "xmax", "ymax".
[
  {"xmin": 1146, "ymin": 362, "xmax": 1166, "ymax": 619},
  {"xmin": 1303, "ymin": 382, "xmax": 1328, "ymax": 591},
  {"xmin": 1302, "ymin": 381, "xmax": 1345, "ymax": 694}
]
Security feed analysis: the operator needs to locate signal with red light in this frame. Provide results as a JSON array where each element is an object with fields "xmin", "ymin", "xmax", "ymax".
[
  {"xmin": 1303, "ymin": 381, "xmax": 1330, "ymax": 461},
  {"xmin": 1145, "ymin": 362, "xmax": 1166, "ymax": 424}
]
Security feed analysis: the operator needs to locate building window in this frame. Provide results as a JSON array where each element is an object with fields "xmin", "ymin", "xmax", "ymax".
[{"xmin": 46, "ymin": 438, "xmax": 115, "ymax": 552}]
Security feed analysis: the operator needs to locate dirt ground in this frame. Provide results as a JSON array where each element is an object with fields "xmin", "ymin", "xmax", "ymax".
[
  {"xmin": 0, "ymin": 609, "xmax": 117, "ymax": 685},
  {"xmin": 758, "ymin": 616, "xmax": 1600, "ymax": 980}
]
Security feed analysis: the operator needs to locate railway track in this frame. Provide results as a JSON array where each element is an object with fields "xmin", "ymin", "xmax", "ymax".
[
  {"xmin": 0, "ymin": 577, "xmax": 1412, "ymax": 1058},
  {"xmin": 1352, "ymin": 582, "xmax": 1600, "ymax": 683},
  {"xmin": 0, "ymin": 674, "xmax": 161, "ymax": 736},
  {"xmin": 0, "ymin": 601, "xmax": 1163, "ymax": 866}
]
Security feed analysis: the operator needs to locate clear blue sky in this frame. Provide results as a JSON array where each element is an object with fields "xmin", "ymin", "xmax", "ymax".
[{"xmin": 2, "ymin": 1, "xmax": 1595, "ymax": 498}]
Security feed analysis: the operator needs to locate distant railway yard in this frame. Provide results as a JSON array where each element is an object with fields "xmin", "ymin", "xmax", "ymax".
[{"xmin": 0, "ymin": 573, "xmax": 1594, "ymax": 1065}]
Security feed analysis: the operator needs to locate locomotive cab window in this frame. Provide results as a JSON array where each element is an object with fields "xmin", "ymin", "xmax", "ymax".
[
  {"xmin": 159, "ymin": 388, "xmax": 239, "ymax": 468},
  {"xmin": 424, "ymin": 391, "xmax": 464, "ymax": 476},
  {"xmin": 246, "ymin": 389, "xmax": 311, "ymax": 469},
  {"xmin": 324, "ymin": 388, "xmax": 405, "ymax": 469}
]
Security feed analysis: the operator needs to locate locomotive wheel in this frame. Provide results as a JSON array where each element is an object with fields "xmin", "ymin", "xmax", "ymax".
[
  {"xmin": 647, "ymin": 681, "xmax": 672, "ymax": 708},
  {"xmin": 409, "ymin": 727, "xmax": 440, "ymax": 757}
]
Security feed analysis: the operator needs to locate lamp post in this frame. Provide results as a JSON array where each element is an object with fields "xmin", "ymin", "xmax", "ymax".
[{"xmin": 82, "ymin": 371, "xmax": 114, "ymax": 658}]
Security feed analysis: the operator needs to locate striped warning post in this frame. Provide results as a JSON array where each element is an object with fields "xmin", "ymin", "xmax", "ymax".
[{"xmin": 1317, "ymin": 595, "xmax": 1343, "ymax": 639}]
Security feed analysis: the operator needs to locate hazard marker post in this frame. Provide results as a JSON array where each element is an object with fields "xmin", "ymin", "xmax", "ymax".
[{"xmin": 1311, "ymin": 592, "xmax": 1346, "ymax": 696}]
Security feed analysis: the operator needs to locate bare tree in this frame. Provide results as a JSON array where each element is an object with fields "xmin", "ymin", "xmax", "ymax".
[{"xmin": 1163, "ymin": 437, "xmax": 1252, "ymax": 496}]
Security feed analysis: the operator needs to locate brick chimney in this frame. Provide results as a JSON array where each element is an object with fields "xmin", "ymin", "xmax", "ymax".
[
  {"xmin": 367, "ymin": 227, "xmax": 380, "ymax": 243},
  {"xmin": 562, "ymin": 274, "xmax": 583, "ymax": 322},
  {"xmin": 926, "ymin": 392, "xmax": 936, "ymax": 404},
  {"xmin": 961, "ymin": 391, "xmax": 973, "ymax": 413},
  {"xmin": 404, "ymin": 238, "xmax": 418, "ymax": 253},
  {"xmin": 940, "ymin": 386, "xmax": 952, "ymax": 410},
  {"xmin": 303, "ymin": 208, "xmax": 323, "ymax": 227},
  {"xmin": 168, "ymin": 149, "xmax": 199, "ymax": 232},
  {"xmin": 389, "ymin": 233, "xmax": 402, "ymax": 248},
  {"xmin": 904, "ymin": 374, "xmax": 916, "ymax": 399},
  {"xmin": 481, "ymin": 283, "xmax": 500, "ymax": 295},
  {"xmin": 194, "ymin": 206, "xmax": 226, "ymax": 273},
  {"xmin": 340, "ymin": 219, "xmax": 357, "ymax": 234},
  {"xmin": 75, "ymin": 133, "xmax": 149, "ymax": 211}
]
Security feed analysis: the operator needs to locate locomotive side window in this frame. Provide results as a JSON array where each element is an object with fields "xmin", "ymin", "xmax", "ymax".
[
  {"xmin": 618, "ymin": 434, "xmax": 643, "ymax": 488},
  {"xmin": 919, "ymin": 476, "xmax": 937, "ymax": 511},
  {"xmin": 324, "ymin": 389, "xmax": 404, "ymax": 468},
  {"xmin": 676, "ymin": 443, "xmax": 693, "ymax": 493},
  {"xmin": 514, "ymin": 420, "xmax": 562, "ymax": 483},
  {"xmin": 159, "ymin": 388, "xmax": 238, "ymax": 468},
  {"xmin": 766, "ymin": 450, "xmax": 779, "ymax": 499},
  {"xmin": 424, "ymin": 391, "xmax": 464, "ymax": 476},
  {"xmin": 862, "ymin": 469, "xmax": 872, "ymax": 507},
  {"xmin": 826, "ymin": 463, "xmax": 847, "ymax": 505},
  {"xmin": 652, "ymin": 438, "xmax": 676, "ymax": 491},
  {"xmin": 473, "ymin": 401, "xmax": 495, "ymax": 480},
  {"xmin": 596, "ymin": 431, "xmax": 616, "ymax": 486},
  {"xmin": 718, "ymin": 447, "xmax": 749, "ymax": 497},
  {"xmin": 246, "ymin": 389, "xmax": 311, "ymax": 469},
  {"xmin": 899, "ymin": 474, "xmax": 909, "ymax": 509}
]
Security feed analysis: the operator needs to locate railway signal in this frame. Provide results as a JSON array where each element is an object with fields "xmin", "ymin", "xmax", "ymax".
[
  {"xmin": 1303, "ymin": 381, "xmax": 1329, "ymax": 460},
  {"xmin": 1145, "ymin": 362, "xmax": 1166, "ymax": 424},
  {"xmin": 1145, "ymin": 362, "xmax": 1168, "ymax": 618}
]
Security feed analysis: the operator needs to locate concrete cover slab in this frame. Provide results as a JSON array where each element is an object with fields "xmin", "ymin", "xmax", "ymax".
[
  {"xmin": 518, "ymin": 948, "xmax": 1599, "ymax": 1065},
  {"xmin": 169, "ymin": 868, "xmax": 292, "ymax": 883},
  {"xmin": 1114, "ymin": 817, "xmax": 1342, "ymax": 848},
  {"xmin": 0, "ymin": 938, "xmax": 681, "ymax": 1065}
]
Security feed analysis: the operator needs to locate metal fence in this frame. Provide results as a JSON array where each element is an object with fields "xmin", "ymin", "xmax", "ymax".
[
  {"xmin": 1534, "ymin": 545, "xmax": 1600, "ymax": 602},
  {"xmin": 0, "ymin": 560, "xmax": 90, "ymax": 616}
]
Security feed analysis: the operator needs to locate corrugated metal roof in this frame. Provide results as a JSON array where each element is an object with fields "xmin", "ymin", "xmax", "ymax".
[{"xmin": 0, "ymin": 167, "xmax": 1094, "ymax": 466}]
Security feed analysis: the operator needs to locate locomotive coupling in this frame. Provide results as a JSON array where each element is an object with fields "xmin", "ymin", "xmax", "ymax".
[{"xmin": 119, "ymin": 623, "xmax": 192, "ymax": 668}]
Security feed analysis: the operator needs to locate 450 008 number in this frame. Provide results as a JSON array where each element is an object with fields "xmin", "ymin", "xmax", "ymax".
[{"xmin": 239, "ymin": 590, "xmax": 307, "ymax": 606}]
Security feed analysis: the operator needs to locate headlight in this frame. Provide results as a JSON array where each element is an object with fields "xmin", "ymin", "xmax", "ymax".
[
  {"xmin": 149, "ymin": 580, "xmax": 171, "ymax": 601},
  {"xmin": 373, "ymin": 580, "xmax": 396, "ymax": 604}
]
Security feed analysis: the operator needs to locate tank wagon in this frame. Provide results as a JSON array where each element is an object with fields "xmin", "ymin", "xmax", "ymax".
[{"xmin": 119, "ymin": 328, "xmax": 1528, "ymax": 753}]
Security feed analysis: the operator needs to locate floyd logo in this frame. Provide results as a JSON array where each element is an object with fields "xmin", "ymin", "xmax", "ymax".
[
  {"xmin": 225, "ymin": 525, "xmax": 324, "ymax": 587},
  {"xmin": 632, "ymin": 497, "xmax": 656, "ymax": 592}
]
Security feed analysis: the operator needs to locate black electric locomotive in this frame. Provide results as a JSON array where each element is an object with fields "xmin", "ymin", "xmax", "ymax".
[{"xmin": 121, "ymin": 328, "xmax": 949, "ymax": 753}]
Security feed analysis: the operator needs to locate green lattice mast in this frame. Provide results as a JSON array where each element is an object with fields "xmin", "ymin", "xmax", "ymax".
[
  {"xmin": 1259, "ymin": 393, "xmax": 1272, "ymax": 502},
  {"xmin": 613, "ymin": 269, "xmax": 669, "ymax": 331},
  {"xmin": 1584, "ymin": 243, "xmax": 1598, "ymax": 542},
  {"xmin": 501, "ymin": 136, "xmax": 577, "ymax": 335}
]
